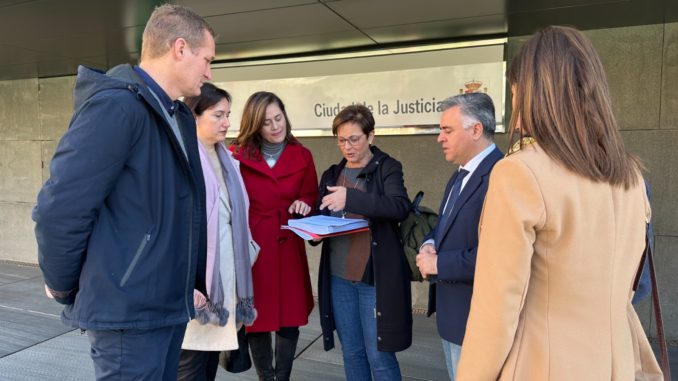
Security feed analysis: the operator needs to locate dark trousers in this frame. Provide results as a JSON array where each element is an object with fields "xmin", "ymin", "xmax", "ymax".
[
  {"xmin": 177, "ymin": 349, "xmax": 220, "ymax": 381},
  {"xmin": 248, "ymin": 327, "xmax": 299, "ymax": 381},
  {"xmin": 86, "ymin": 324, "xmax": 187, "ymax": 381}
]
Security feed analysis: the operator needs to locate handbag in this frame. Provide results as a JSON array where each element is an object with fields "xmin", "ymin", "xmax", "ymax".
[
  {"xmin": 219, "ymin": 326, "xmax": 252, "ymax": 373},
  {"xmin": 634, "ymin": 230, "xmax": 672, "ymax": 380}
]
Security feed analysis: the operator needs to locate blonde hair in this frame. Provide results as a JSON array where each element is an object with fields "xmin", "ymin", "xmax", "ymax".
[
  {"xmin": 508, "ymin": 25, "xmax": 641, "ymax": 189},
  {"xmin": 141, "ymin": 4, "xmax": 215, "ymax": 60}
]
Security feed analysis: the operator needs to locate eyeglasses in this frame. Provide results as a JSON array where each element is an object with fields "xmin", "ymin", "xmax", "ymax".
[{"xmin": 337, "ymin": 134, "xmax": 365, "ymax": 147}]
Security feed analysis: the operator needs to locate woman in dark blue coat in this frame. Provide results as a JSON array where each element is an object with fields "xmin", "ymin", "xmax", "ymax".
[{"xmin": 315, "ymin": 104, "xmax": 412, "ymax": 381}]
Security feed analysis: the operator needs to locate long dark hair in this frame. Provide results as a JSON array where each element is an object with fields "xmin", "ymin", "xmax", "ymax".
[
  {"xmin": 508, "ymin": 25, "xmax": 641, "ymax": 189},
  {"xmin": 232, "ymin": 91, "xmax": 297, "ymax": 160}
]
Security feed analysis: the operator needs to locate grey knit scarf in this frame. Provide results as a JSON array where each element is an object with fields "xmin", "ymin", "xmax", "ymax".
[{"xmin": 216, "ymin": 144, "xmax": 257, "ymax": 324}]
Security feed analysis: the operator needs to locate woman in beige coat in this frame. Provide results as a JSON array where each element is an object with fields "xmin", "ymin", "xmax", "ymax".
[{"xmin": 456, "ymin": 26, "xmax": 663, "ymax": 380}]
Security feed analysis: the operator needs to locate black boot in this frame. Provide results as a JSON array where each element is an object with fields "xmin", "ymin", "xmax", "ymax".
[
  {"xmin": 248, "ymin": 332, "xmax": 275, "ymax": 381},
  {"xmin": 274, "ymin": 327, "xmax": 300, "ymax": 381}
]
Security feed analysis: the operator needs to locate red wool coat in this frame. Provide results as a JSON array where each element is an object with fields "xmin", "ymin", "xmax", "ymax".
[{"xmin": 232, "ymin": 142, "xmax": 318, "ymax": 332}]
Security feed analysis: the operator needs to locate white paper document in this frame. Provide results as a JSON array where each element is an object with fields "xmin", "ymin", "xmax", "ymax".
[{"xmin": 286, "ymin": 215, "xmax": 368, "ymax": 235}]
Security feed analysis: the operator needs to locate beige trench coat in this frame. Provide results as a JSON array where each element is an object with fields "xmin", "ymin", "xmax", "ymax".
[{"xmin": 457, "ymin": 143, "xmax": 662, "ymax": 380}]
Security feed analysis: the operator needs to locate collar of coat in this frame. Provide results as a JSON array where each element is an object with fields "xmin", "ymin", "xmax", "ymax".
[
  {"xmin": 73, "ymin": 64, "xmax": 193, "ymax": 125},
  {"xmin": 326, "ymin": 145, "xmax": 390, "ymax": 179},
  {"xmin": 233, "ymin": 141, "xmax": 310, "ymax": 180}
]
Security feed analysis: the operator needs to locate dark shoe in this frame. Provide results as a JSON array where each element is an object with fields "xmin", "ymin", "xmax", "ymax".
[
  {"xmin": 248, "ymin": 332, "xmax": 275, "ymax": 381},
  {"xmin": 274, "ymin": 327, "xmax": 300, "ymax": 381}
]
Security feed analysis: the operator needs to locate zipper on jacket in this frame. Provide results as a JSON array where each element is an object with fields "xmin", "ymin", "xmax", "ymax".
[
  {"xmin": 184, "ymin": 193, "xmax": 193, "ymax": 319},
  {"xmin": 120, "ymin": 233, "xmax": 151, "ymax": 287},
  {"xmin": 139, "ymin": 91, "xmax": 194, "ymax": 317}
]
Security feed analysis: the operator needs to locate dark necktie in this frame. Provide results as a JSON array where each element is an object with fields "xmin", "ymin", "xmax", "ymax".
[{"xmin": 439, "ymin": 168, "xmax": 469, "ymax": 229}]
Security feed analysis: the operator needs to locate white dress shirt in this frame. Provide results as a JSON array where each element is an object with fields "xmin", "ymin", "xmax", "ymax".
[{"xmin": 426, "ymin": 143, "xmax": 496, "ymax": 248}]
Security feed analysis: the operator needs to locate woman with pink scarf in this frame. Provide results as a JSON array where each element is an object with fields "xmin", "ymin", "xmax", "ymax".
[{"xmin": 178, "ymin": 83, "xmax": 259, "ymax": 381}]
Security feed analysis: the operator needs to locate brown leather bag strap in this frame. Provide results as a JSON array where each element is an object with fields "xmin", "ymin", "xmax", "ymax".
[{"xmin": 646, "ymin": 237, "xmax": 672, "ymax": 380}]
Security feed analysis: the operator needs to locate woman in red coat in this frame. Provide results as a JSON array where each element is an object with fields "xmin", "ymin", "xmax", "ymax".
[{"xmin": 231, "ymin": 91, "xmax": 318, "ymax": 381}]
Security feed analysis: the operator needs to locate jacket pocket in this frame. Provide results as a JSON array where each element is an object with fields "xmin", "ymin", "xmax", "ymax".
[{"xmin": 120, "ymin": 233, "xmax": 151, "ymax": 287}]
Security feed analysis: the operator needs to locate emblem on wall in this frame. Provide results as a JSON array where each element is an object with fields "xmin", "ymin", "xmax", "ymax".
[{"xmin": 460, "ymin": 79, "xmax": 487, "ymax": 94}]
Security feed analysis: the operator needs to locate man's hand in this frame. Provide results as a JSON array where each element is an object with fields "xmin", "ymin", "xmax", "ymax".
[
  {"xmin": 416, "ymin": 243, "xmax": 438, "ymax": 279},
  {"xmin": 44, "ymin": 284, "xmax": 75, "ymax": 303},
  {"xmin": 44, "ymin": 284, "xmax": 55, "ymax": 299}
]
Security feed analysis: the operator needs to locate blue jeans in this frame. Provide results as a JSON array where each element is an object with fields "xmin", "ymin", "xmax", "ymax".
[
  {"xmin": 87, "ymin": 324, "xmax": 186, "ymax": 381},
  {"xmin": 331, "ymin": 276, "xmax": 402, "ymax": 381},
  {"xmin": 441, "ymin": 339, "xmax": 462, "ymax": 381}
]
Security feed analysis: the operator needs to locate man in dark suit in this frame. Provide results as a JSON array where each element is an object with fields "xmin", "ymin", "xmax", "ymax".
[{"xmin": 416, "ymin": 92, "xmax": 503, "ymax": 380}]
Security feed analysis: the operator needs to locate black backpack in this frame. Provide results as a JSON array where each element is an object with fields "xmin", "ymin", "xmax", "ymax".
[{"xmin": 399, "ymin": 191, "xmax": 438, "ymax": 282}]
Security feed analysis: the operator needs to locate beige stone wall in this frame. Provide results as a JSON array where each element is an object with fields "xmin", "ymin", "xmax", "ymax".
[
  {"xmin": 1, "ymin": 80, "xmax": 41, "ymax": 263},
  {"xmin": 0, "ymin": 76, "xmax": 74, "ymax": 263},
  {"xmin": 1, "ymin": 22, "xmax": 676, "ymax": 336}
]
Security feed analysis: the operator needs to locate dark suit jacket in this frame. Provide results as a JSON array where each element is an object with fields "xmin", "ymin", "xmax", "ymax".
[{"xmin": 427, "ymin": 146, "xmax": 503, "ymax": 345}]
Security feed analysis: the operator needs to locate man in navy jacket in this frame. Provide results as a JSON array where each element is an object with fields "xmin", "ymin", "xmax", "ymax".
[
  {"xmin": 32, "ymin": 4, "xmax": 213, "ymax": 380},
  {"xmin": 416, "ymin": 93, "xmax": 503, "ymax": 380}
]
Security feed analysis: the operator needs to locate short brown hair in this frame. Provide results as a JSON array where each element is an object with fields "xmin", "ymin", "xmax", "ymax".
[
  {"xmin": 508, "ymin": 25, "xmax": 641, "ymax": 189},
  {"xmin": 332, "ymin": 104, "xmax": 375, "ymax": 136},
  {"xmin": 232, "ymin": 92, "xmax": 296, "ymax": 160},
  {"xmin": 141, "ymin": 4, "xmax": 215, "ymax": 60}
]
